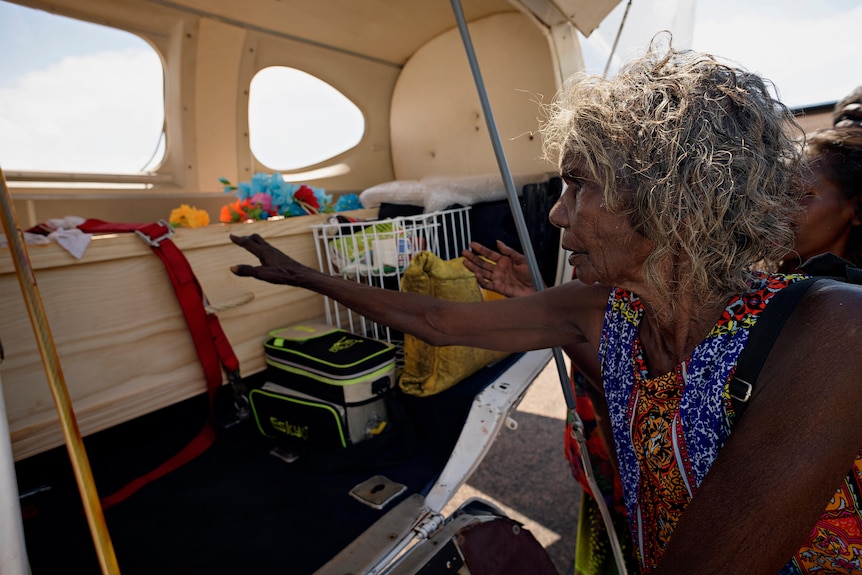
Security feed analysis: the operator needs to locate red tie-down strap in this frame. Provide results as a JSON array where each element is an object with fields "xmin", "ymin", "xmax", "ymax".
[{"xmin": 77, "ymin": 219, "xmax": 240, "ymax": 509}]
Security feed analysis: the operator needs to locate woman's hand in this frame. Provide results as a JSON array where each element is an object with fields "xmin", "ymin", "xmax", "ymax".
[
  {"xmin": 230, "ymin": 233, "xmax": 308, "ymax": 285},
  {"xmin": 461, "ymin": 240, "xmax": 537, "ymax": 297}
]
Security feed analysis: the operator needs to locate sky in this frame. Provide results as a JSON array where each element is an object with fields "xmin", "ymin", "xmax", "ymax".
[
  {"xmin": 691, "ymin": 0, "xmax": 862, "ymax": 107},
  {"xmin": 1, "ymin": 0, "xmax": 862, "ymax": 173},
  {"xmin": 580, "ymin": 0, "xmax": 862, "ymax": 109},
  {"xmin": 0, "ymin": 1, "xmax": 164, "ymax": 172}
]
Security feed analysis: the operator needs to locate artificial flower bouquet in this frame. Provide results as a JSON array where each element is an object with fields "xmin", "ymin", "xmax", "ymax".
[{"xmin": 218, "ymin": 172, "xmax": 362, "ymax": 224}]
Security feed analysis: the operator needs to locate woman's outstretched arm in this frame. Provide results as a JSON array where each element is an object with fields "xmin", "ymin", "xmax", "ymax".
[{"xmin": 230, "ymin": 234, "xmax": 604, "ymax": 353}]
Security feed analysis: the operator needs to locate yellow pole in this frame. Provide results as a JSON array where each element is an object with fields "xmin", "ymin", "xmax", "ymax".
[{"xmin": 0, "ymin": 167, "xmax": 120, "ymax": 574}]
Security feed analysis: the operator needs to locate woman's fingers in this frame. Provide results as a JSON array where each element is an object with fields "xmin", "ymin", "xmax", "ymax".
[
  {"xmin": 496, "ymin": 240, "xmax": 525, "ymax": 263},
  {"xmin": 462, "ymin": 255, "xmax": 485, "ymax": 275},
  {"xmin": 468, "ymin": 241, "xmax": 501, "ymax": 262},
  {"xmin": 230, "ymin": 264, "xmax": 256, "ymax": 276},
  {"xmin": 230, "ymin": 233, "xmax": 270, "ymax": 252},
  {"xmin": 229, "ymin": 233, "xmax": 255, "ymax": 246}
]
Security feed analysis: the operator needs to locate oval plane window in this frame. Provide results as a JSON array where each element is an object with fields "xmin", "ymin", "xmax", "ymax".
[
  {"xmin": 0, "ymin": 2, "xmax": 164, "ymax": 174},
  {"xmin": 248, "ymin": 66, "xmax": 364, "ymax": 171}
]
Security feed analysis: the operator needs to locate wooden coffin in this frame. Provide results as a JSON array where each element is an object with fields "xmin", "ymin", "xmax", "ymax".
[{"xmin": 0, "ymin": 209, "xmax": 375, "ymax": 460}]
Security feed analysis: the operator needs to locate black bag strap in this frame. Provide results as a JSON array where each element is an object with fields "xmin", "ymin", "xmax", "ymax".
[
  {"xmin": 797, "ymin": 252, "xmax": 862, "ymax": 283},
  {"xmin": 729, "ymin": 278, "xmax": 819, "ymax": 418},
  {"xmin": 730, "ymin": 254, "xmax": 862, "ymax": 419}
]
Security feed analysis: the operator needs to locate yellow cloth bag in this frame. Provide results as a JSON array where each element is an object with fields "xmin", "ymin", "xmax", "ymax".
[{"xmin": 398, "ymin": 251, "xmax": 510, "ymax": 397}]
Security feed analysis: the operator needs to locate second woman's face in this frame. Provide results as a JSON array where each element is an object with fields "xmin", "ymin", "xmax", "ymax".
[
  {"xmin": 790, "ymin": 161, "xmax": 859, "ymax": 267},
  {"xmin": 548, "ymin": 159, "xmax": 653, "ymax": 289}
]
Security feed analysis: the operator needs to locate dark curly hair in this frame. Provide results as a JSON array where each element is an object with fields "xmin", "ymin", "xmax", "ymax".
[
  {"xmin": 540, "ymin": 33, "xmax": 806, "ymax": 309},
  {"xmin": 833, "ymin": 86, "xmax": 862, "ymax": 128},
  {"xmin": 805, "ymin": 126, "xmax": 862, "ymax": 265}
]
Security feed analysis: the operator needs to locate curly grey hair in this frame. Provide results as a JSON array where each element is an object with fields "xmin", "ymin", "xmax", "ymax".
[{"xmin": 541, "ymin": 34, "xmax": 806, "ymax": 308}]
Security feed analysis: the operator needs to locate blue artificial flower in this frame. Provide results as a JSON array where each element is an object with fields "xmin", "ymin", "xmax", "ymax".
[
  {"xmin": 284, "ymin": 201, "xmax": 308, "ymax": 216},
  {"xmin": 334, "ymin": 193, "xmax": 363, "ymax": 212},
  {"xmin": 236, "ymin": 181, "xmax": 253, "ymax": 200},
  {"xmin": 312, "ymin": 187, "xmax": 332, "ymax": 211}
]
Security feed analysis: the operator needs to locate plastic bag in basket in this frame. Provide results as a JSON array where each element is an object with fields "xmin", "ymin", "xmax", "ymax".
[{"xmin": 328, "ymin": 222, "xmax": 409, "ymax": 275}]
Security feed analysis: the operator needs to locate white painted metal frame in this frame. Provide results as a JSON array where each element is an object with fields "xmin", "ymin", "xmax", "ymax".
[
  {"xmin": 0, "ymin": 374, "xmax": 29, "ymax": 575},
  {"xmin": 314, "ymin": 349, "xmax": 552, "ymax": 575}
]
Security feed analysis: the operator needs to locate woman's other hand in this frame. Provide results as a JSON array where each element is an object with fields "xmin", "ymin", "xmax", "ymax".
[{"xmin": 462, "ymin": 240, "xmax": 537, "ymax": 297}]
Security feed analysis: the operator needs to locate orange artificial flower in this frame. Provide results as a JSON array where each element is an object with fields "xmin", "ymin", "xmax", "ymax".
[{"xmin": 220, "ymin": 199, "xmax": 248, "ymax": 223}]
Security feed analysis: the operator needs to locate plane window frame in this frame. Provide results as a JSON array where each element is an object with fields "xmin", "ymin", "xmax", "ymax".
[
  {"xmin": 234, "ymin": 30, "xmax": 391, "ymax": 187},
  {"xmin": 246, "ymin": 64, "xmax": 366, "ymax": 174},
  {"xmin": 2, "ymin": 2, "xmax": 194, "ymax": 194}
]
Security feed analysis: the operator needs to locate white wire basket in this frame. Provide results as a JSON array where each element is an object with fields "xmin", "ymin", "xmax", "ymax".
[{"xmin": 310, "ymin": 206, "xmax": 472, "ymax": 350}]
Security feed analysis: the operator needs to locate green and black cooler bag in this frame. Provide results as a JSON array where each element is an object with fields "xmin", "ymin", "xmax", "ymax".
[{"xmin": 250, "ymin": 323, "xmax": 397, "ymax": 448}]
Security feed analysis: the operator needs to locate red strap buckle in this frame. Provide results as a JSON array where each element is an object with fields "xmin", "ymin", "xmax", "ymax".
[{"xmin": 134, "ymin": 219, "xmax": 174, "ymax": 247}]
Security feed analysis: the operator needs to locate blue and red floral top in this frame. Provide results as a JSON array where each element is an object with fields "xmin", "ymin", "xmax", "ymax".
[{"xmin": 599, "ymin": 272, "xmax": 862, "ymax": 573}]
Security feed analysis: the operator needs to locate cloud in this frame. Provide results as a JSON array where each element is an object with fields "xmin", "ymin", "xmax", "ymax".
[
  {"xmin": 579, "ymin": 0, "xmax": 862, "ymax": 108},
  {"xmin": 580, "ymin": 0, "xmax": 697, "ymax": 77},
  {"xmin": 0, "ymin": 48, "xmax": 163, "ymax": 172},
  {"xmin": 691, "ymin": 3, "xmax": 862, "ymax": 107}
]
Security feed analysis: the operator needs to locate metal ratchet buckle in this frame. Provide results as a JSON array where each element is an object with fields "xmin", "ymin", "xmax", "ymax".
[
  {"xmin": 730, "ymin": 377, "xmax": 753, "ymax": 402},
  {"xmin": 134, "ymin": 219, "xmax": 174, "ymax": 247},
  {"xmin": 227, "ymin": 370, "xmax": 251, "ymax": 421}
]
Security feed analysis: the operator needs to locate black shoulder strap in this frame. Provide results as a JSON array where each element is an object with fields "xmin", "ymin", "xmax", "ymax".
[
  {"xmin": 731, "ymin": 252, "xmax": 862, "ymax": 417},
  {"xmin": 729, "ymin": 278, "xmax": 820, "ymax": 418},
  {"xmin": 798, "ymin": 252, "xmax": 862, "ymax": 284}
]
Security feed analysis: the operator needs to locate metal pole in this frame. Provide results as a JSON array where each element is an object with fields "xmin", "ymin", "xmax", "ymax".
[
  {"xmin": 447, "ymin": 0, "xmax": 574, "ymax": 408},
  {"xmin": 447, "ymin": 3, "xmax": 628, "ymax": 573},
  {"xmin": 0, "ymin": 166, "xmax": 121, "ymax": 575},
  {"xmin": 603, "ymin": 0, "xmax": 633, "ymax": 78}
]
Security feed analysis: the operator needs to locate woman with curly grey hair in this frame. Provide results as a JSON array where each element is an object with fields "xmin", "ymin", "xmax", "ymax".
[
  {"xmin": 540, "ymin": 37, "xmax": 805, "ymax": 312},
  {"xmin": 230, "ymin": 38, "xmax": 862, "ymax": 574}
]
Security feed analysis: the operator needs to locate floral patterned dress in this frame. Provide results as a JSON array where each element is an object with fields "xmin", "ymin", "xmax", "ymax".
[
  {"xmin": 564, "ymin": 368, "xmax": 638, "ymax": 574},
  {"xmin": 599, "ymin": 272, "xmax": 862, "ymax": 573}
]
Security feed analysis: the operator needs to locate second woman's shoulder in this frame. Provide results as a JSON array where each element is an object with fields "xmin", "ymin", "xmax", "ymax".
[
  {"xmin": 801, "ymin": 277, "xmax": 862, "ymax": 317},
  {"xmin": 775, "ymin": 278, "xmax": 862, "ymax": 368}
]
